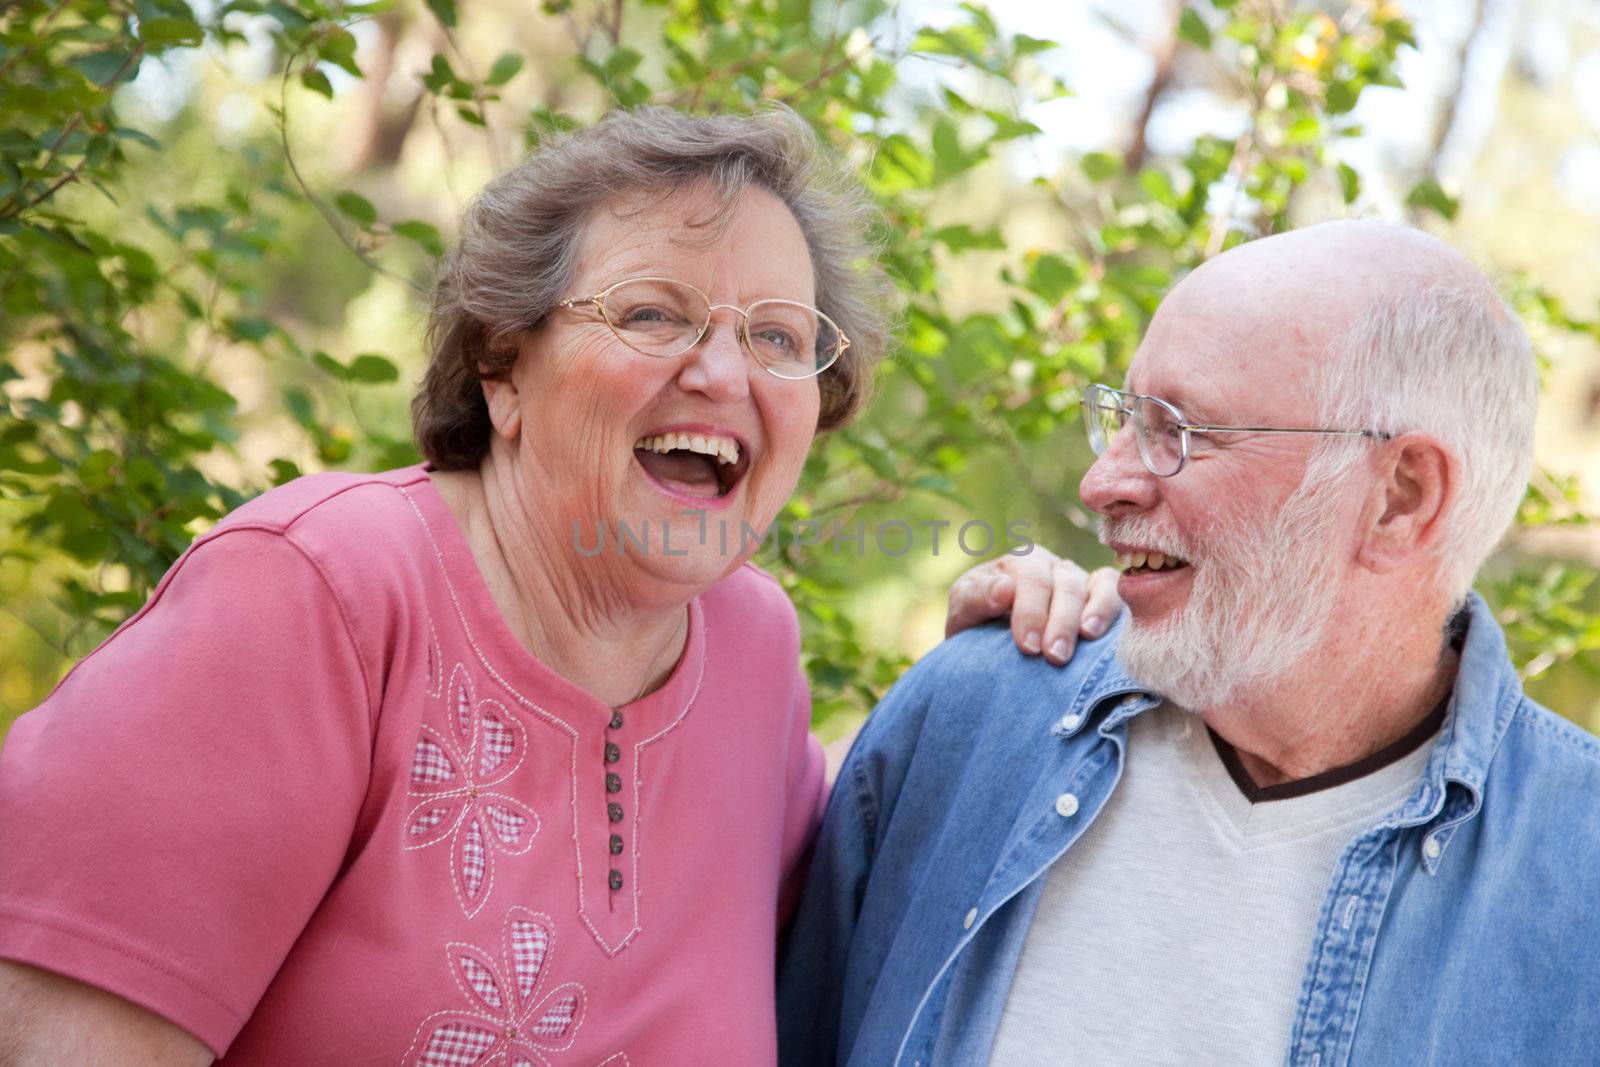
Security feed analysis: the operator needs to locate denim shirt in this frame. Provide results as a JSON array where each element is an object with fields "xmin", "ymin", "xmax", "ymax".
[{"xmin": 777, "ymin": 594, "xmax": 1600, "ymax": 1067}]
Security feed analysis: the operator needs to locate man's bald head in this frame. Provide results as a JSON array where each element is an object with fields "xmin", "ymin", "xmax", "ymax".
[{"xmin": 1153, "ymin": 220, "xmax": 1536, "ymax": 600}]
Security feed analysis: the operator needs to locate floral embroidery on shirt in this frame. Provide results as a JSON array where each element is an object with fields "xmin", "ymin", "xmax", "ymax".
[
  {"xmin": 405, "ymin": 664, "xmax": 539, "ymax": 917},
  {"xmin": 405, "ymin": 907, "xmax": 589, "ymax": 1066}
]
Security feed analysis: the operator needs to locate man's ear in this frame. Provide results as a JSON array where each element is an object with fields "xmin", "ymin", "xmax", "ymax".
[
  {"xmin": 1356, "ymin": 432, "xmax": 1457, "ymax": 574},
  {"xmin": 479, "ymin": 342, "xmax": 523, "ymax": 440}
]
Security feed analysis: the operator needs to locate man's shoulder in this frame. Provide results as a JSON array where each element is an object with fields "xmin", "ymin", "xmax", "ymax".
[
  {"xmin": 1474, "ymin": 698, "xmax": 1600, "ymax": 873},
  {"xmin": 1497, "ymin": 698, "xmax": 1600, "ymax": 798},
  {"xmin": 860, "ymin": 619, "xmax": 1125, "ymax": 752}
]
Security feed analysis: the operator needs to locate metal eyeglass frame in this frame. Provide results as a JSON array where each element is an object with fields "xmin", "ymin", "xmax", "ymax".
[
  {"xmin": 1083, "ymin": 382, "xmax": 1395, "ymax": 477},
  {"xmin": 555, "ymin": 275, "xmax": 851, "ymax": 381}
]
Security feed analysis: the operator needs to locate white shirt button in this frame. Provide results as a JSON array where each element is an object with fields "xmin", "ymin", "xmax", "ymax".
[
  {"xmin": 1059, "ymin": 713, "xmax": 1083, "ymax": 731},
  {"xmin": 1423, "ymin": 836, "xmax": 1442, "ymax": 860},
  {"xmin": 963, "ymin": 907, "xmax": 977, "ymax": 929},
  {"xmin": 1054, "ymin": 793, "xmax": 1080, "ymax": 818}
]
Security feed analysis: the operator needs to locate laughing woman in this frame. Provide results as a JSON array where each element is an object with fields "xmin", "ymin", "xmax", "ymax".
[{"xmin": 0, "ymin": 108, "xmax": 1113, "ymax": 1065}]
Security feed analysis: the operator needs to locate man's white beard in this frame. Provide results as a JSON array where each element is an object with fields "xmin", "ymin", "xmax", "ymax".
[{"xmin": 1104, "ymin": 464, "xmax": 1354, "ymax": 711}]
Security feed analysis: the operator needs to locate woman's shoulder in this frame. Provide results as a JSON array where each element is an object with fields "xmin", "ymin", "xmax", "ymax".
[
  {"xmin": 213, "ymin": 465, "xmax": 432, "ymax": 543},
  {"xmin": 700, "ymin": 561, "xmax": 801, "ymax": 644},
  {"xmin": 185, "ymin": 465, "xmax": 439, "ymax": 623}
]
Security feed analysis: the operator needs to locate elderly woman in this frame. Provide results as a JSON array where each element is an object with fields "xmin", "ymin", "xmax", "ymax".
[{"xmin": 0, "ymin": 107, "xmax": 1114, "ymax": 1064}]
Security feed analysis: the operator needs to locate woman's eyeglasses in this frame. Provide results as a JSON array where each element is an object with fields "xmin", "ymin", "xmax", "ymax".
[{"xmin": 557, "ymin": 276, "xmax": 849, "ymax": 381}]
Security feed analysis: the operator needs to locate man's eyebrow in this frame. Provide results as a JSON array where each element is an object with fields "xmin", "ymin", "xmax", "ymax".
[{"xmin": 1155, "ymin": 388, "xmax": 1227, "ymax": 425}]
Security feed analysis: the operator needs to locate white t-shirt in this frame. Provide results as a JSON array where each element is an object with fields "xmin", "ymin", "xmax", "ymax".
[{"xmin": 986, "ymin": 704, "xmax": 1437, "ymax": 1067}]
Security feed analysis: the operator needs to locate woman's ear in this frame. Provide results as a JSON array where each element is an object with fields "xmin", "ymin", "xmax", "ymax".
[
  {"xmin": 1356, "ymin": 432, "xmax": 1457, "ymax": 575},
  {"xmin": 479, "ymin": 343, "xmax": 523, "ymax": 440}
]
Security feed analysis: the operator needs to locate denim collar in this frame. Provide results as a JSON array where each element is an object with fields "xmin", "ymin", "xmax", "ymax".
[{"xmin": 1052, "ymin": 593, "xmax": 1523, "ymax": 869}]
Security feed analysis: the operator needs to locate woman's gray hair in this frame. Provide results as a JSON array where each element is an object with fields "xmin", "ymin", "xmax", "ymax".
[{"xmin": 414, "ymin": 105, "xmax": 894, "ymax": 468}]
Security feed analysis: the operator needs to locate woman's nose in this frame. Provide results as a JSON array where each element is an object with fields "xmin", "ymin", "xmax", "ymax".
[{"xmin": 676, "ymin": 315, "xmax": 751, "ymax": 402}]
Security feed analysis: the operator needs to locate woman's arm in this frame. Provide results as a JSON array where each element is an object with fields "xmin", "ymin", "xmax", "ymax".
[{"xmin": 0, "ymin": 960, "xmax": 213, "ymax": 1066}]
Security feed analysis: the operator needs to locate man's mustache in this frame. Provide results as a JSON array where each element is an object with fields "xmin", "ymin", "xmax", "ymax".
[{"xmin": 1097, "ymin": 516, "xmax": 1193, "ymax": 560}]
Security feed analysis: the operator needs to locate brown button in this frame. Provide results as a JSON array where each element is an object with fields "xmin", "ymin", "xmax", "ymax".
[
  {"xmin": 604, "ymin": 742, "xmax": 620, "ymax": 764},
  {"xmin": 610, "ymin": 710, "xmax": 624, "ymax": 730},
  {"xmin": 607, "ymin": 802, "xmax": 624, "ymax": 822},
  {"xmin": 608, "ymin": 869, "xmax": 623, "ymax": 891},
  {"xmin": 606, "ymin": 773, "xmax": 622, "ymax": 793},
  {"xmin": 609, "ymin": 834, "xmax": 623, "ymax": 855}
]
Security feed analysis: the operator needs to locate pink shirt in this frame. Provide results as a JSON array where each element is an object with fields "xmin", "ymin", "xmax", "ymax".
[{"xmin": 0, "ymin": 466, "xmax": 825, "ymax": 1064}]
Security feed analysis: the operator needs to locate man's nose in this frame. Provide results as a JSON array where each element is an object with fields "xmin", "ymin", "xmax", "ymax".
[
  {"xmin": 1079, "ymin": 424, "xmax": 1158, "ymax": 517},
  {"xmin": 676, "ymin": 314, "xmax": 751, "ymax": 403}
]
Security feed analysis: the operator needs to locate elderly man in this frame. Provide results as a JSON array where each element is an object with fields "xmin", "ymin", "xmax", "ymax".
[{"xmin": 777, "ymin": 221, "xmax": 1600, "ymax": 1066}]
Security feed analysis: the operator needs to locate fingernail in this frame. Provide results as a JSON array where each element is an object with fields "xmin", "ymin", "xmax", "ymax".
[
  {"xmin": 1084, "ymin": 616, "xmax": 1107, "ymax": 638},
  {"xmin": 1022, "ymin": 631, "xmax": 1041, "ymax": 654},
  {"xmin": 1049, "ymin": 639, "xmax": 1071, "ymax": 662}
]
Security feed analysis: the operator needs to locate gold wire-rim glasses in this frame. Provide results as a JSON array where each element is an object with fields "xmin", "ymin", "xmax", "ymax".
[{"xmin": 556, "ymin": 275, "xmax": 850, "ymax": 381}]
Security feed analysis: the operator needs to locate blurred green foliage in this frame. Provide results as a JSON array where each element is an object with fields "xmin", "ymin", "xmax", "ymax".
[{"xmin": 2, "ymin": 0, "xmax": 1597, "ymax": 738}]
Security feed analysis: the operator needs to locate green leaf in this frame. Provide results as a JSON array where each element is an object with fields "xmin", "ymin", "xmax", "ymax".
[
  {"xmin": 137, "ymin": 17, "xmax": 204, "ymax": 47},
  {"xmin": 346, "ymin": 353, "xmax": 399, "ymax": 383},
  {"xmin": 931, "ymin": 224, "xmax": 1006, "ymax": 253},
  {"xmin": 1012, "ymin": 33, "xmax": 1056, "ymax": 57},
  {"xmin": 1406, "ymin": 177, "xmax": 1459, "ymax": 220},
  {"xmin": 300, "ymin": 67, "xmax": 334, "ymax": 98},
  {"xmin": 284, "ymin": 386, "xmax": 315, "ymax": 427},
  {"xmin": 1337, "ymin": 162, "xmax": 1360, "ymax": 204},
  {"xmin": 425, "ymin": 0, "xmax": 457, "ymax": 27},
  {"xmin": 312, "ymin": 351, "xmax": 346, "ymax": 378},
  {"xmin": 1025, "ymin": 253, "xmax": 1079, "ymax": 304},
  {"xmin": 69, "ymin": 49, "xmax": 139, "ymax": 88},
  {"xmin": 486, "ymin": 51, "xmax": 524, "ymax": 86},
  {"xmin": 264, "ymin": 1, "xmax": 311, "ymax": 27},
  {"xmin": 1178, "ymin": 8, "xmax": 1212, "ymax": 49},
  {"xmin": 227, "ymin": 316, "xmax": 275, "ymax": 342},
  {"xmin": 318, "ymin": 28, "xmax": 361, "ymax": 77},
  {"xmin": 422, "ymin": 54, "xmax": 456, "ymax": 94},
  {"xmin": 333, "ymin": 191, "xmax": 377, "ymax": 226},
  {"xmin": 79, "ymin": 450, "xmax": 118, "ymax": 491},
  {"xmin": 112, "ymin": 127, "xmax": 161, "ymax": 150},
  {"xmin": 1285, "ymin": 114, "xmax": 1320, "ymax": 144},
  {"xmin": 930, "ymin": 116, "xmax": 972, "ymax": 183},
  {"xmin": 1080, "ymin": 151, "xmax": 1122, "ymax": 183},
  {"xmin": 268, "ymin": 458, "xmax": 303, "ymax": 485},
  {"xmin": 392, "ymin": 219, "xmax": 445, "ymax": 256}
]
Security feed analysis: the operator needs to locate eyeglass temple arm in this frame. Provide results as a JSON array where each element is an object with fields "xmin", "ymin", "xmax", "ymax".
[{"xmin": 1182, "ymin": 423, "xmax": 1393, "ymax": 441}]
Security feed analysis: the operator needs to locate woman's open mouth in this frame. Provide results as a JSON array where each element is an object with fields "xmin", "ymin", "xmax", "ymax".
[{"xmin": 633, "ymin": 430, "xmax": 751, "ymax": 502}]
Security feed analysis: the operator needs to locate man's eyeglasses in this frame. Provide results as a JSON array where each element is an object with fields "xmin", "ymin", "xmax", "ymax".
[
  {"xmin": 1082, "ymin": 383, "xmax": 1394, "ymax": 478},
  {"xmin": 556, "ymin": 276, "xmax": 850, "ymax": 381}
]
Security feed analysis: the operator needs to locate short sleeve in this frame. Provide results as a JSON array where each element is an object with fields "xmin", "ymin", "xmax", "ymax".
[
  {"xmin": 0, "ymin": 528, "xmax": 376, "ymax": 1057},
  {"xmin": 776, "ymin": 678, "xmax": 826, "ymax": 927}
]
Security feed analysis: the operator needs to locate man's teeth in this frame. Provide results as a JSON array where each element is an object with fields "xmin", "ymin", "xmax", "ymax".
[
  {"xmin": 1114, "ymin": 550, "xmax": 1187, "ymax": 571},
  {"xmin": 633, "ymin": 431, "xmax": 740, "ymax": 466}
]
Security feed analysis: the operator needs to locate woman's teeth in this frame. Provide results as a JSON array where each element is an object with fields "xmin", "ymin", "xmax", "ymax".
[
  {"xmin": 1114, "ymin": 550, "xmax": 1188, "ymax": 572},
  {"xmin": 633, "ymin": 431, "xmax": 740, "ymax": 466}
]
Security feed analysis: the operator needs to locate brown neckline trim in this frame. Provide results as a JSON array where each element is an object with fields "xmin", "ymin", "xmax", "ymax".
[{"xmin": 1207, "ymin": 695, "xmax": 1450, "ymax": 804}]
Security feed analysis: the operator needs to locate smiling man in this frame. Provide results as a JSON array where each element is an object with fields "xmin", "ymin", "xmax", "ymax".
[{"xmin": 776, "ymin": 221, "xmax": 1600, "ymax": 1066}]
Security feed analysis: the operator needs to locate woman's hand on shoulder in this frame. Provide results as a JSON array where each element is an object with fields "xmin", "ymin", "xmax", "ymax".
[{"xmin": 944, "ymin": 548, "xmax": 1120, "ymax": 666}]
